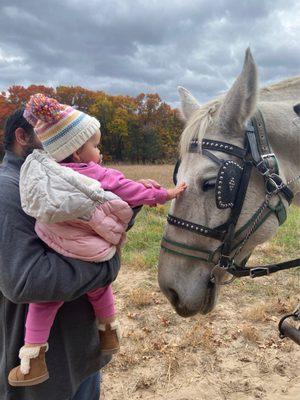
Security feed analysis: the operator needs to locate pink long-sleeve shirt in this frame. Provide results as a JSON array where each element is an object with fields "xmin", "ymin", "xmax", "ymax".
[{"xmin": 63, "ymin": 162, "xmax": 169, "ymax": 207}]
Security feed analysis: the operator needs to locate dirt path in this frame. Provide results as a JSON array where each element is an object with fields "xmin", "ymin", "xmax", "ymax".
[{"xmin": 102, "ymin": 264, "xmax": 300, "ymax": 400}]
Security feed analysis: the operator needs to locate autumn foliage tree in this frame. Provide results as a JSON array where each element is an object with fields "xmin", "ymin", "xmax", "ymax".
[
  {"xmin": 0, "ymin": 94, "xmax": 15, "ymax": 158},
  {"xmin": 56, "ymin": 86, "xmax": 98, "ymax": 113},
  {"xmin": 0, "ymin": 85, "xmax": 183, "ymax": 162}
]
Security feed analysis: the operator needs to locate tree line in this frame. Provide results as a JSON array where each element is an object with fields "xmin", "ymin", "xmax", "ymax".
[{"xmin": 0, "ymin": 85, "xmax": 183, "ymax": 163}]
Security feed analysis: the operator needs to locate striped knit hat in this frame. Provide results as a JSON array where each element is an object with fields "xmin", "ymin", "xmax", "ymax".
[{"xmin": 24, "ymin": 93, "xmax": 100, "ymax": 162}]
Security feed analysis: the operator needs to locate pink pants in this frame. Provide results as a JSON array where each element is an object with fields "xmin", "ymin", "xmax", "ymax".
[{"xmin": 25, "ymin": 285, "xmax": 115, "ymax": 344}]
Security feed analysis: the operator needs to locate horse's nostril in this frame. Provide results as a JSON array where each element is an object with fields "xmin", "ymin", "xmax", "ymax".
[{"xmin": 168, "ymin": 288, "xmax": 179, "ymax": 306}]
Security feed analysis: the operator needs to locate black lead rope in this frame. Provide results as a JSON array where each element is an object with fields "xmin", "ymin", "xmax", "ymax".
[{"xmin": 229, "ymin": 258, "xmax": 300, "ymax": 278}]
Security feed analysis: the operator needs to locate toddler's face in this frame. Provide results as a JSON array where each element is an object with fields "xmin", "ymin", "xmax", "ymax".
[{"xmin": 77, "ymin": 130, "xmax": 102, "ymax": 164}]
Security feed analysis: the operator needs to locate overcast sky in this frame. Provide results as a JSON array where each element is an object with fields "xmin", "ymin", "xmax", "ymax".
[{"xmin": 0, "ymin": 0, "xmax": 299, "ymax": 105}]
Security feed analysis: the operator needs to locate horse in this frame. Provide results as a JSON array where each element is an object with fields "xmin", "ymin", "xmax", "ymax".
[{"xmin": 157, "ymin": 48, "xmax": 300, "ymax": 318}]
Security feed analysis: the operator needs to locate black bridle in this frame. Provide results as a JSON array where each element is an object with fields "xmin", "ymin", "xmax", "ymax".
[{"xmin": 161, "ymin": 110, "xmax": 300, "ymax": 281}]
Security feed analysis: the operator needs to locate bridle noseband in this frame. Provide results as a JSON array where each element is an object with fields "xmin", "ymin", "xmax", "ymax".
[{"xmin": 161, "ymin": 110, "xmax": 300, "ymax": 282}]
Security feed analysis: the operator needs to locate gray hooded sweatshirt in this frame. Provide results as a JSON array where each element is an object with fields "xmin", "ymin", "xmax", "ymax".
[{"xmin": 0, "ymin": 152, "xmax": 120, "ymax": 400}]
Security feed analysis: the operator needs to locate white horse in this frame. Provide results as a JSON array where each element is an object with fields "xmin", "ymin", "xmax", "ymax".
[{"xmin": 158, "ymin": 49, "xmax": 300, "ymax": 317}]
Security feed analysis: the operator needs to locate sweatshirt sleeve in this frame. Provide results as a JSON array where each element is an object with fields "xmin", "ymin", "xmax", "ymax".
[
  {"xmin": 0, "ymin": 180, "xmax": 120, "ymax": 304},
  {"xmin": 92, "ymin": 164, "xmax": 168, "ymax": 207}
]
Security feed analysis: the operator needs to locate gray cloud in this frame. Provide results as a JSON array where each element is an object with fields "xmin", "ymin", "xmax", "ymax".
[{"xmin": 0, "ymin": 0, "xmax": 299, "ymax": 105}]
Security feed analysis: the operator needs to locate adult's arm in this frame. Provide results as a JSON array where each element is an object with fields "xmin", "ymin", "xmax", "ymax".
[{"xmin": 0, "ymin": 180, "xmax": 120, "ymax": 304}]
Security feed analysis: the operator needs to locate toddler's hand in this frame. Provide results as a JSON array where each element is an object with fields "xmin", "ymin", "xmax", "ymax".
[{"xmin": 166, "ymin": 182, "xmax": 187, "ymax": 200}]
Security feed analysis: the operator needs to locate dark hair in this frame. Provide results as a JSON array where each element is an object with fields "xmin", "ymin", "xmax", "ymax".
[{"xmin": 4, "ymin": 108, "xmax": 34, "ymax": 151}]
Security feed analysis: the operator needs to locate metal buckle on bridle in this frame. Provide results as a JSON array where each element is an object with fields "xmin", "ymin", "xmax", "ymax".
[
  {"xmin": 266, "ymin": 174, "xmax": 284, "ymax": 195},
  {"xmin": 256, "ymin": 154, "xmax": 278, "ymax": 177},
  {"xmin": 249, "ymin": 267, "xmax": 270, "ymax": 278},
  {"xmin": 210, "ymin": 263, "xmax": 237, "ymax": 285},
  {"xmin": 256, "ymin": 156, "xmax": 271, "ymax": 176}
]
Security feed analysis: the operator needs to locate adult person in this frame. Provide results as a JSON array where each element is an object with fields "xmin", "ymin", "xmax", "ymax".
[{"xmin": 0, "ymin": 108, "xmax": 120, "ymax": 400}]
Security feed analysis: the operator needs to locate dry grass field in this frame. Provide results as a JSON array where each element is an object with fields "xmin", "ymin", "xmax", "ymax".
[{"xmin": 102, "ymin": 164, "xmax": 300, "ymax": 400}]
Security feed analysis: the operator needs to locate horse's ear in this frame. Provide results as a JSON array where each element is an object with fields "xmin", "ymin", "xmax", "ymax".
[
  {"xmin": 218, "ymin": 48, "xmax": 258, "ymax": 135},
  {"xmin": 178, "ymin": 86, "xmax": 200, "ymax": 121},
  {"xmin": 293, "ymin": 103, "xmax": 300, "ymax": 116}
]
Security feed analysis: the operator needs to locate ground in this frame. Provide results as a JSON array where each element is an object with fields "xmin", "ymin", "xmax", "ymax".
[{"xmin": 102, "ymin": 164, "xmax": 300, "ymax": 400}]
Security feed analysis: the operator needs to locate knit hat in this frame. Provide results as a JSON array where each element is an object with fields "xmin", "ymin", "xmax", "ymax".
[{"xmin": 24, "ymin": 93, "xmax": 100, "ymax": 162}]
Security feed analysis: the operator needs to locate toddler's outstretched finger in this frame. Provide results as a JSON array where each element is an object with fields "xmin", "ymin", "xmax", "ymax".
[
  {"xmin": 179, "ymin": 182, "xmax": 187, "ymax": 191},
  {"xmin": 175, "ymin": 183, "xmax": 187, "ymax": 198}
]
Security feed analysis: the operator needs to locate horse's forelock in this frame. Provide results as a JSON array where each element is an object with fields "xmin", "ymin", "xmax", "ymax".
[{"xmin": 179, "ymin": 99, "xmax": 221, "ymax": 157}]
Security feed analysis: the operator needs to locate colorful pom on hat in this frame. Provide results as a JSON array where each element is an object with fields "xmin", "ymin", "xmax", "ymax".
[
  {"xmin": 24, "ymin": 94, "xmax": 65, "ymax": 125},
  {"xmin": 23, "ymin": 93, "xmax": 100, "ymax": 162}
]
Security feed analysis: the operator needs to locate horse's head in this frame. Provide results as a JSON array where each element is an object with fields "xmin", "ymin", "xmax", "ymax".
[{"xmin": 158, "ymin": 49, "xmax": 286, "ymax": 316}]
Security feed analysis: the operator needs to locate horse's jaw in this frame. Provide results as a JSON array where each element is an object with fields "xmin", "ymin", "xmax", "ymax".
[{"xmin": 157, "ymin": 251, "xmax": 220, "ymax": 316}]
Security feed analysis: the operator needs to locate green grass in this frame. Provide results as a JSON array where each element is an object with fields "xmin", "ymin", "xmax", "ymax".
[
  {"xmin": 272, "ymin": 206, "xmax": 300, "ymax": 253},
  {"xmin": 123, "ymin": 205, "xmax": 168, "ymax": 269}
]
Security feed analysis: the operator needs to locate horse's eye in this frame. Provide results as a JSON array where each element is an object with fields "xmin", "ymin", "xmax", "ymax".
[{"xmin": 203, "ymin": 179, "xmax": 216, "ymax": 191}]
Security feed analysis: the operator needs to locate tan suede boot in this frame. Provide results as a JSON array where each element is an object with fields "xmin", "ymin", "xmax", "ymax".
[
  {"xmin": 8, "ymin": 344, "xmax": 49, "ymax": 387},
  {"xmin": 98, "ymin": 322, "xmax": 121, "ymax": 354}
]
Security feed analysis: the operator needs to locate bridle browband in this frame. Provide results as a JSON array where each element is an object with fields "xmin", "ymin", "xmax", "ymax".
[{"xmin": 161, "ymin": 110, "xmax": 300, "ymax": 282}]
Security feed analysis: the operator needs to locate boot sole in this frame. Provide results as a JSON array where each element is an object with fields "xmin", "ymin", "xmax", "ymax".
[{"xmin": 8, "ymin": 372, "xmax": 49, "ymax": 387}]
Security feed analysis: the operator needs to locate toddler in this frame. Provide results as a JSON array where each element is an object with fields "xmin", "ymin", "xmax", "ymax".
[{"xmin": 8, "ymin": 94, "xmax": 186, "ymax": 387}]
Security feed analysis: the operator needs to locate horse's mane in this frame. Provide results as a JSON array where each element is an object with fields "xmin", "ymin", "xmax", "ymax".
[
  {"xmin": 260, "ymin": 76, "xmax": 300, "ymax": 92},
  {"xmin": 259, "ymin": 76, "xmax": 300, "ymax": 102},
  {"xmin": 179, "ymin": 76, "xmax": 300, "ymax": 156}
]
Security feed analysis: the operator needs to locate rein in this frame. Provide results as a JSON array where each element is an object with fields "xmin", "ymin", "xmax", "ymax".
[{"xmin": 161, "ymin": 110, "xmax": 300, "ymax": 282}]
